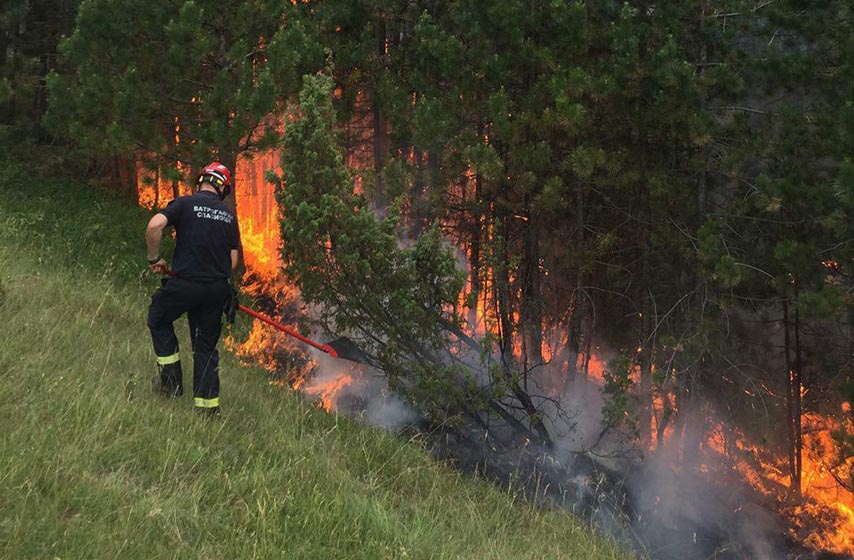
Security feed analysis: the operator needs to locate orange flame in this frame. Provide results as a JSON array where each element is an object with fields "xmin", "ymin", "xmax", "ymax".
[
  {"xmin": 301, "ymin": 372, "xmax": 357, "ymax": 412},
  {"xmin": 234, "ymin": 150, "xmax": 282, "ymax": 280},
  {"xmin": 707, "ymin": 412, "xmax": 854, "ymax": 555}
]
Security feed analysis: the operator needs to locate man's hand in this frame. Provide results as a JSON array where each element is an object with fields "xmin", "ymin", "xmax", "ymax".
[
  {"xmin": 224, "ymin": 282, "xmax": 239, "ymax": 324},
  {"xmin": 148, "ymin": 258, "xmax": 167, "ymax": 274}
]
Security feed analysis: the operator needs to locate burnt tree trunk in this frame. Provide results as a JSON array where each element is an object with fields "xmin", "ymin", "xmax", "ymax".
[
  {"xmin": 571, "ymin": 178, "xmax": 593, "ymax": 381},
  {"xmin": 153, "ymin": 167, "xmax": 160, "ymax": 209},
  {"xmin": 372, "ymin": 16, "xmax": 388, "ymax": 203},
  {"xmin": 783, "ymin": 288, "xmax": 803, "ymax": 497},
  {"xmin": 469, "ymin": 172, "xmax": 483, "ymax": 302},
  {"xmin": 520, "ymin": 193, "xmax": 543, "ymax": 372},
  {"xmin": 638, "ymin": 269, "xmax": 653, "ymax": 449},
  {"xmin": 468, "ymin": 120, "xmax": 488, "ymax": 307},
  {"xmin": 793, "ymin": 285, "xmax": 803, "ymax": 497},
  {"xmin": 637, "ymin": 145, "xmax": 654, "ymax": 450},
  {"xmin": 677, "ymin": 2, "xmax": 710, "ymax": 465},
  {"xmin": 494, "ymin": 209, "xmax": 515, "ymax": 364},
  {"xmin": 114, "ymin": 155, "xmax": 138, "ymax": 201}
]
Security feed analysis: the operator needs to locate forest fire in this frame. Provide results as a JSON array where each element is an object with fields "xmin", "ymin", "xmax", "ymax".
[
  {"xmin": 137, "ymin": 148, "xmax": 854, "ymax": 557},
  {"xmin": 727, "ymin": 411, "xmax": 854, "ymax": 555},
  {"xmin": 27, "ymin": 0, "xmax": 854, "ymax": 557},
  {"xmin": 455, "ymin": 270, "xmax": 854, "ymax": 554}
]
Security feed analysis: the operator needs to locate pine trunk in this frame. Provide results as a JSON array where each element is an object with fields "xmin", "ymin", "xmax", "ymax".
[
  {"xmin": 372, "ymin": 17, "xmax": 388, "ymax": 203},
  {"xmin": 783, "ymin": 290, "xmax": 802, "ymax": 497},
  {"xmin": 520, "ymin": 194, "xmax": 543, "ymax": 371}
]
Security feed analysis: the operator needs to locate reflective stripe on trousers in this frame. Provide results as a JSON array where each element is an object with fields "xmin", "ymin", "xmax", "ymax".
[
  {"xmin": 194, "ymin": 397, "xmax": 220, "ymax": 408},
  {"xmin": 156, "ymin": 353, "xmax": 180, "ymax": 365}
]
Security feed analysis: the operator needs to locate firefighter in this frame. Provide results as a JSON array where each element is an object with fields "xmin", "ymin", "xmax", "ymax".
[{"xmin": 145, "ymin": 162, "xmax": 239, "ymax": 416}]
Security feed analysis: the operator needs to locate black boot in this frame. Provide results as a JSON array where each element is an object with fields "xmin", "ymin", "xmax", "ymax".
[
  {"xmin": 194, "ymin": 406, "xmax": 221, "ymax": 418},
  {"xmin": 151, "ymin": 374, "xmax": 184, "ymax": 397},
  {"xmin": 152, "ymin": 361, "xmax": 184, "ymax": 397}
]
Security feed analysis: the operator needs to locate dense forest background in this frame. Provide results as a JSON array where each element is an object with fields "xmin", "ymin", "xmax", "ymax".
[{"xmin": 3, "ymin": 0, "xmax": 853, "ymax": 540}]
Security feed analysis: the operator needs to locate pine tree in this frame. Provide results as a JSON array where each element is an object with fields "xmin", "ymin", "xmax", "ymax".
[
  {"xmin": 0, "ymin": 0, "xmax": 78, "ymax": 140},
  {"xmin": 276, "ymin": 72, "xmax": 474, "ymax": 426},
  {"xmin": 696, "ymin": 0, "xmax": 854, "ymax": 492},
  {"xmin": 45, "ymin": 0, "xmax": 319, "ymax": 196}
]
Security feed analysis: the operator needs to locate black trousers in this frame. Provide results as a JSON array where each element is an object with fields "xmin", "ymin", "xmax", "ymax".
[{"xmin": 147, "ymin": 277, "xmax": 229, "ymax": 408}]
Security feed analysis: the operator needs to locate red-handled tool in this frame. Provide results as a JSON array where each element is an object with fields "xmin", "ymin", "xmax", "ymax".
[
  {"xmin": 236, "ymin": 303, "xmax": 340, "ymax": 357},
  {"xmin": 159, "ymin": 268, "xmax": 370, "ymax": 364}
]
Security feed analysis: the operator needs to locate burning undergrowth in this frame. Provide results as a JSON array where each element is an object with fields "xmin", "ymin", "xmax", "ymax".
[
  {"xmin": 136, "ymin": 134, "xmax": 853, "ymax": 560},
  {"xmin": 227, "ymin": 283, "xmax": 852, "ymax": 560},
  {"xmin": 225, "ymin": 269, "xmax": 307, "ymax": 375},
  {"xmin": 205, "ymin": 168, "xmax": 852, "ymax": 558},
  {"xmin": 225, "ymin": 263, "xmax": 420, "ymax": 430},
  {"xmin": 417, "ymin": 361, "xmax": 853, "ymax": 560}
]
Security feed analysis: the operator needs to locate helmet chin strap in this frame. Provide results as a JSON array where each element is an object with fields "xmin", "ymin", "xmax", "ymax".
[
  {"xmin": 216, "ymin": 183, "xmax": 231, "ymax": 200},
  {"xmin": 197, "ymin": 175, "xmax": 230, "ymax": 200}
]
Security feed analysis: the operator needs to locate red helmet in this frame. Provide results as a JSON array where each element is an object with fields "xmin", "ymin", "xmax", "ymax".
[{"xmin": 196, "ymin": 161, "xmax": 232, "ymax": 199}]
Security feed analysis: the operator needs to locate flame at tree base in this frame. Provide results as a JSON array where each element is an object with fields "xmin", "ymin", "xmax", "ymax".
[
  {"xmin": 702, "ymin": 410, "xmax": 854, "ymax": 556},
  {"xmin": 293, "ymin": 369, "xmax": 359, "ymax": 413},
  {"xmin": 790, "ymin": 502, "xmax": 854, "ymax": 554}
]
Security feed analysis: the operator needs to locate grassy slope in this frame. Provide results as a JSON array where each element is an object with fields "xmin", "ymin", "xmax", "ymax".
[{"xmin": 0, "ymin": 165, "xmax": 629, "ymax": 559}]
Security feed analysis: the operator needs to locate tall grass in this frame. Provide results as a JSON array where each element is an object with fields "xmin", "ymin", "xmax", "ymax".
[{"xmin": 0, "ymin": 164, "xmax": 630, "ymax": 559}]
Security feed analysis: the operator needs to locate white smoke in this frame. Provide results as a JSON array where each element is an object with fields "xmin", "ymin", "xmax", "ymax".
[{"xmin": 302, "ymin": 349, "xmax": 419, "ymax": 432}]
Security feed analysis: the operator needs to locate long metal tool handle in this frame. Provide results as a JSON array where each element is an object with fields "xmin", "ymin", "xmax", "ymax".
[{"xmin": 159, "ymin": 268, "xmax": 339, "ymax": 358}]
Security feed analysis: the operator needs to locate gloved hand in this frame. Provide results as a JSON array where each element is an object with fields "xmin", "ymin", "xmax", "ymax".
[{"xmin": 224, "ymin": 283, "xmax": 239, "ymax": 324}]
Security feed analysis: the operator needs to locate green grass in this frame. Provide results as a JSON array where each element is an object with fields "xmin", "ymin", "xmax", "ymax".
[{"xmin": 0, "ymin": 164, "xmax": 630, "ymax": 559}]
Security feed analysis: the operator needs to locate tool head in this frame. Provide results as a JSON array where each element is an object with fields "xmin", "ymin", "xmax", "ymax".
[{"xmin": 324, "ymin": 337, "xmax": 375, "ymax": 366}]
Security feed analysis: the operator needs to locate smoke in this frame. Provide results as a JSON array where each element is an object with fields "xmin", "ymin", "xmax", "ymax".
[
  {"xmin": 532, "ymin": 344, "xmax": 629, "ymax": 463},
  {"xmin": 627, "ymin": 437, "xmax": 786, "ymax": 560},
  {"xmin": 513, "ymin": 345, "xmax": 793, "ymax": 559},
  {"xmin": 303, "ymin": 350, "xmax": 420, "ymax": 432},
  {"xmin": 364, "ymin": 393, "xmax": 420, "ymax": 431},
  {"xmin": 292, "ymin": 330, "xmax": 847, "ymax": 559},
  {"xmin": 284, "ymin": 315, "xmax": 806, "ymax": 559}
]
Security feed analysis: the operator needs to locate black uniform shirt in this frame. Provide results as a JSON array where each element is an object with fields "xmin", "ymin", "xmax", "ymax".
[{"xmin": 158, "ymin": 190, "xmax": 239, "ymax": 281}]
